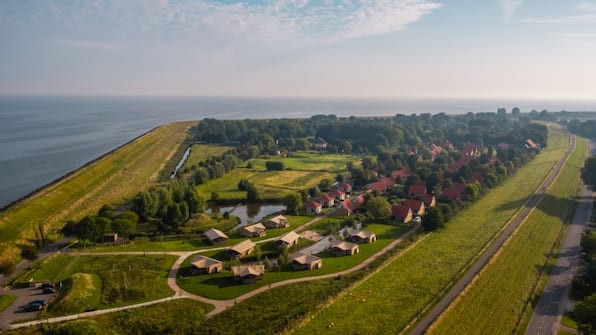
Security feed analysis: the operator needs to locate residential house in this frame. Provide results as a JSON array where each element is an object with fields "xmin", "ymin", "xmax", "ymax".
[
  {"xmin": 102, "ymin": 232, "xmax": 118, "ymax": 243},
  {"xmin": 190, "ymin": 255, "xmax": 223, "ymax": 275},
  {"xmin": 291, "ymin": 253, "xmax": 323, "ymax": 270},
  {"xmin": 335, "ymin": 199, "xmax": 357, "ymax": 216},
  {"xmin": 421, "ymin": 194, "xmax": 436, "ymax": 208},
  {"xmin": 350, "ymin": 230, "xmax": 377, "ymax": 244},
  {"xmin": 277, "ymin": 231, "xmax": 301, "ymax": 248},
  {"xmin": 430, "ymin": 143, "xmax": 443, "ymax": 160},
  {"xmin": 408, "ymin": 183, "xmax": 427, "ymax": 197},
  {"xmin": 330, "ymin": 240, "xmax": 360, "ymax": 256},
  {"xmin": 336, "ymin": 182, "xmax": 353, "ymax": 193},
  {"xmin": 462, "ymin": 142, "xmax": 481, "ymax": 157},
  {"xmin": 369, "ymin": 177, "xmax": 395, "ymax": 194},
  {"xmin": 204, "ymin": 228, "xmax": 229, "ymax": 245},
  {"xmin": 524, "ymin": 138, "xmax": 540, "ymax": 151},
  {"xmin": 310, "ymin": 137, "xmax": 328, "ymax": 150},
  {"xmin": 391, "ymin": 169, "xmax": 409, "ymax": 181},
  {"xmin": 404, "ymin": 199, "xmax": 425, "ymax": 216},
  {"xmin": 240, "ymin": 223, "xmax": 267, "ymax": 237},
  {"xmin": 229, "ymin": 239, "xmax": 256, "ymax": 259},
  {"xmin": 316, "ymin": 194, "xmax": 335, "ymax": 207},
  {"xmin": 231, "ymin": 264, "xmax": 265, "ymax": 284},
  {"xmin": 392, "ymin": 205, "xmax": 413, "ymax": 223},
  {"xmin": 441, "ymin": 183, "xmax": 466, "ymax": 201},
  {"xmin": 328, "ymin": 189, "xmax": 346, "ymax": 201},
  {"xmin": 304, "ymin": 201, "xmax": 322, "ymax": 214},
  {"xmin": 265, "ymin": 215, "xmax": 289, "ymax": 228}
]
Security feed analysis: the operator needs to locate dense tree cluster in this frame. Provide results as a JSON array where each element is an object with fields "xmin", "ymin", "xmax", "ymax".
[
  {"xmin": 190, "ymin": 151, "xmax": 240, "ymax": 185},
  {"xmin": 572, "ymin": 231, "xmax": 596, "ymax": 334},
  {"xmin": 568, "ymin": 120, "xmax": 596, "ymax": 140},
  {"xmin": 582, "ymin": 156, "xmax": 596, "ymax": 192}
]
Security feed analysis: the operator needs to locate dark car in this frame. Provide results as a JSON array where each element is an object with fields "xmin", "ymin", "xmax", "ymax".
[
  {"xmin": 27, "ymin": 299, "xmax": 46, "ymax": 306},
  {"xmin": 40, "ymin": 283, "xmax": 55, "ymax": 289},
  {"xmin": 22, "ymin": 303, "xmax": 43, "ymax": 312},
  {"xmin": 42, "ymin": 287, "xmax": 56, "ymax": 294}
]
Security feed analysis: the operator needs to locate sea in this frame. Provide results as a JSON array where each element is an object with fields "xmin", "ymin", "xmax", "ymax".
[{"xmin": 1, "ymin": 96, "xmax": 595, "ymax": 208}]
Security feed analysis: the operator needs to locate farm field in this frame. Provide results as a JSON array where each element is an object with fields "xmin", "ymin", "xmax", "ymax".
[
  {"xmin": 428, "ymin": 137, "xmax": 586, "ymax": 335},
  {"xmin": 83, "ymin": 215, "xmax": 314, "ymax": 252},
  {"xmin": 292, "ymin": 126, "xmax": 569, "ymax": 334},
  {"xmin": 13, "ymin": 254, "xmax": 176, "ymax": 317},
  {"xmin": 177, "ymin": 223, "xmax": 410, "ymax": 300},
  {"xmin": 197, "ymin": 152, "xmax": 360, "ymax": 200},
  {"xmin": 0, "ymin": 121, "xmax": 194, "ymax": 263},
  {"xmin": 2, "ymin": 299, "xmax": 214, "ymax": 335}
]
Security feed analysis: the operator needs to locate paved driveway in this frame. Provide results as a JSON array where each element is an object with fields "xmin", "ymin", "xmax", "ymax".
[{"xmin": 0, "ymin": 286, "xmax": 56, "ymax": 329}]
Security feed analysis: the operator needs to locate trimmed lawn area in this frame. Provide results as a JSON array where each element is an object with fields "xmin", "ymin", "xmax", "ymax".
[
  {"xmin": 177, "ymin": 223, "xmax": 410, "ymax": 300},
  {"xmin": 13, "ymin": 254, "xmax": 176, "ymax": 316},
  {"xmin": 428, "ymin": 136, "xmax": 587, "ymax": 335},
  {"xmin": 0, "ymin": 121, "xmax": 195, "ymax": 263},
  {"xmin": 292, "ymin": 126, "xmax": 570, "ymax": 335},
  {"xmin": 249, "ymin": 152, "xmax": 362, "ymax": 172},
  {"xmin": 83, "ymin": 215, "xmax": 315, "ymax": 252},
  {"xmin": 0, "ymin": 294, "xmax": 16, "ymax": 312}
]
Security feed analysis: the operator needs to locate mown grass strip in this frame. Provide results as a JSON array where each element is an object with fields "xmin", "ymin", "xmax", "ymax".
[
  {"xmin": 0, "ymin": 121, "xmax": 194, "ymax": 263},
  {"xmin": 428, "ymin": 136, "xmax": 586, "ymax": 335},
  {"xmin": 0, "ymin": 294, "xmax": 16, "ymax": 312},
  {"xmin": 291, "ymin": 127, "xmax": 569, "ymax": 335}
]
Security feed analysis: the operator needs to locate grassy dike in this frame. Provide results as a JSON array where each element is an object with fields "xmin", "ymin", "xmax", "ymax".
[
  {"xmin": 428, "ymin": 136, "xmax": 587, "ymax": 335},
  {"xmin": 291, "ymin": 126, "xmax": 569, "ymax": 334},
  {"xmin": 0, "ymin": 121, "xmax": 195, "ymax": 263}
]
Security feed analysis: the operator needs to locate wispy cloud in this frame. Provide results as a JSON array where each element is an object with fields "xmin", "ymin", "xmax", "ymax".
[
  {"xmin": 558, "ymin": 33, "xmax": 596, "ymax": 47},
  {"xmin": 500, "ymin": 0, "xmax": 524, "ymax": 20},
  {"xmin": 523, "ymin": 14, "xmax": 596, "ymax": 23},
  {"xmin": 54, "ymin": 38, "xmax": 123, "ymax": 52},
  {"xmin": 577, "ymin": 1, "xmax": 596, "ymax": 12}
]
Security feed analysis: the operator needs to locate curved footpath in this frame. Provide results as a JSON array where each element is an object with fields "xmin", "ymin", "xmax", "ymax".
[
  {"xmin": 8, "ymin": 216, "xmax": 420, "ymax": 329},
  {"xmin": 525, "ymin": 140, "xmax": 594, "ymax": 335},
  {"xmin": 409, "ymin": 134, "xmax": 576, "ymax": 335}
]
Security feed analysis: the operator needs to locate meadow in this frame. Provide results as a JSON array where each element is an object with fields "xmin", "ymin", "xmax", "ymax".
[
  {"xmin": 13, "ymin": 254, "xmax": 176, "ymax": 317},
  {"xmin": 177, "ymin": 223, "xmax": 411, "ymax": 300},
  {"xmin": 428, "ymin": 136, "xmax": 586, "ymax": 335},
  {"xmin": 3, "ymin": 299, "xmax": 214, "ymax": 335},
  {"xmin": 197, "ymin": 152, "xmax": 360, "ymax": 200},
  {"xmin": 0, "ymin": 121, "xmax": 195, "ymax": 263},
  {"xmin": 291, "ymin": 126, "xmax": 570, "ymax": 334}
]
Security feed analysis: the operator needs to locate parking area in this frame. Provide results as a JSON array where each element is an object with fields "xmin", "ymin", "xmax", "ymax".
[{"xmin": 0, "ymin": 285, "xmax": 56, "ymax": 330}]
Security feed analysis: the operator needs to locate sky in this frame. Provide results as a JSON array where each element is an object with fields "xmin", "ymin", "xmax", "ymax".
[{"xmin": 1, "ymin": 0, "xmax": 596, "ymax": 99}]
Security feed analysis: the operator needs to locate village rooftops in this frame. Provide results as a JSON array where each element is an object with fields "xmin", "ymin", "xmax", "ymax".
[
  {"xmin": 230, "ymin": 239, "xmax": 256, "ymax": 257},
  {"xmin": 350, "ymin": 230, "xmax": 377, "ymax": 244},
  {"xmin": 190, "ymin": 255, "xmax": 223, "ymax": 274},
  {"xmin": 265, "ymin": 215, "xmax": 289, "ymax": 228},
  {"xmin": 240, "ymin": 223, "xmax": 267, "ymax": 237},
  {"xmin": 277, "ymin": 231, "xmax": 301, "ymax": 246},
  {"xmin": 231, "ymin": 264, "xmax": 265, "ymax": 283},
  {"xmin": 291, "ymin": 252, "xmax": 323, "ymax": 270},
  {"xmin": 204, "ymin": 228, "xmax": 228, "ymax": 244}
]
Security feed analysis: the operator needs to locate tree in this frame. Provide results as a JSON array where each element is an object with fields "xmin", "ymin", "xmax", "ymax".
[
  {"xmin": 246, "ymin": 184, "xmax": 261, "ymax": 201},
  {"xmin": 574, "ymin": 292, "xmax": 596, "ymax": 335},
  {"xmin": 21, "ymin": 244, "xmax": 39, "ymax": 261},
  {"xmin": 265, "ymin": 161, "xmax": 285, "ymax": 171},
  {"xmin": 582, "ymin": 156, "xmax": 596, "ymax": 192},
  {"xmin": 283, "ymin": 193, "xmax": 303, "ymax": 214},
  {"xmin": 364, "ymin": 196, "xmax": 391, "ymax": 219},
  {"xmin": 422, "ymin": 207, "xmax": 445, "ymax": 231}
]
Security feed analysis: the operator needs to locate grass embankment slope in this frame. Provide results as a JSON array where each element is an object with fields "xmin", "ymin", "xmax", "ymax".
[
  {"xmin": 428, "ymin": 135, "xmax": 587, "ymax": 335},
  {"xmin": 292, "ymin": 126, "xmax": 569, "ymax": 334},
  {"xmin": 197, "ymin": 152, "xmax": 360, "ymax": 200},
  {"xmin": 0, "ymin": 121, "xmax": 195, "ymax": 263}
]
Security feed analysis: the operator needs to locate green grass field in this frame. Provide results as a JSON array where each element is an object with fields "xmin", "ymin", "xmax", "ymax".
[
  {"xmin": 292, "ymin": 126, "xmax": 570, "ymax": 334},
  {"xmin": 177, "ymin": 223, "xmax": 410, "ymax": 300},
  {"xmin": 429, "ymin": 136, "xmax": 586, "ymax": 335},
  {"xmin": 14, "ymin": 254, "xmax": 176, "ymax": 315},
  {"xmin": 0, "ymin": 294, "xmax": 16, "ymax": 312},
  {"xmin": 0, "ymin": 121, "xmax": 195, "ymax": 263},
  {"xmin": 183, "ymin": 143, "xmax": 234, "ymax": 169},
  {"xmin": 197, "ymin": 152, "xmax": 360, "ymax": 200},
  {"xmin": 2, "ymin": 299, "xmax": 214, "ymax": 335}
]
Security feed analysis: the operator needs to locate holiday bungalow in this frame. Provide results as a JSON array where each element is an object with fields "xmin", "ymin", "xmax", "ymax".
[
  {"xmin": 204, "ymin": 228, "xmax": 229, "ymax": 245},
  {"xmin": 190, "ymin": 255, "xmax": 223, "ymax": 275},
  {"xmin": 231, "ymin": 264, "xmax": 265, "ymax": 284}
]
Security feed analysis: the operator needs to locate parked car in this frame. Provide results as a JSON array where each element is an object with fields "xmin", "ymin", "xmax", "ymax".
[
  {"xmin": 22, "ymin": 303, "xmax": 43, "ymax": 312},
  {"xmin": 42, "ymin": 287, "xmax": 56, "ymax": 294},
  {"xmin": 26, "ymin": 299, "xmax": 46, "ymax": 306},
  {"xmin": 40, "ymin": 283, "xmax": 55, "ymax": 289}
]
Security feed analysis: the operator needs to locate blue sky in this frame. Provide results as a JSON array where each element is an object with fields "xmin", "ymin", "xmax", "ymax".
[{"xmin": 1, "ymin": 0, "xmax": 596, "ymax": 99}]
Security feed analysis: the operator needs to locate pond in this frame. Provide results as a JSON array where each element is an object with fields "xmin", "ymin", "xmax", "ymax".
[{"xmin": 207, "ymin": 202, "xmax": 286, "ymax": 225}]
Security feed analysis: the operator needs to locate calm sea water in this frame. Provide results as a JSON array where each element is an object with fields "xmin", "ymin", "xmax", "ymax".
[{"xmin": 1, "ymin": 96, "xmax": 595, "ymax": 208}]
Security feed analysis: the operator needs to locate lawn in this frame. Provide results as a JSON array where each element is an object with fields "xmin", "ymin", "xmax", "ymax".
[
  {"xmin": 177, "ymin": 223, "xmax": 410, "ymax": 300},
  {"xmin": 82, "ymin": 215, "xmax": 315, "ymax": 252},
  {"xmin": 428, "ymin": 136, "xmax": 587, "ymax": 335},
  {"xmin": 13, "ymin": 254, "xmax": 177, "ymax": 316},
  {"xmin": 0, "ymin": 121, "xmax": 195, "ymax": 264},
  {"xmin": 197, "ymin": 152, "xmax": 360, "ymax": 201},
  {"xmin": 0, "ymin": 294, "xmax": 16, "ymax": 312},
  {"xmin": 292, "ymin": 126, "xmax": 570, "ymax": 334}
]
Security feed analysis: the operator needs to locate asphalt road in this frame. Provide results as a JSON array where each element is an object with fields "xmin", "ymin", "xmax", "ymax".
[
  {"xmin": 525, "ymin": 141, "xmax": 594, "ymax": 335},
  {"xmin": 408, "ymin": 134, "xmax": 576, "ymax": 335}
]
